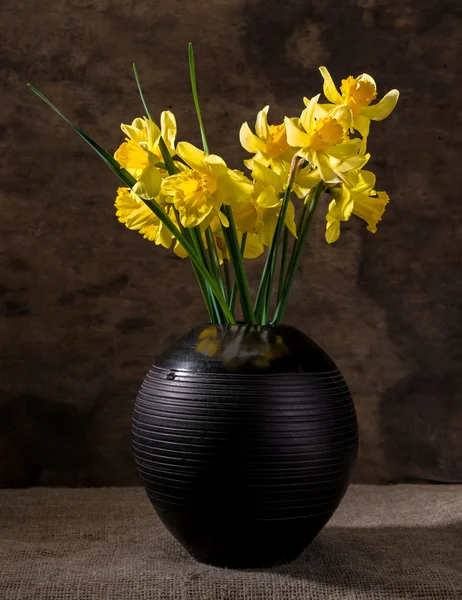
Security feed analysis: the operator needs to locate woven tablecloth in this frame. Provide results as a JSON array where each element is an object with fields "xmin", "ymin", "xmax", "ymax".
[{"xmin": 0, "ymin": 485, "xmax": 461, "ymax": 599}]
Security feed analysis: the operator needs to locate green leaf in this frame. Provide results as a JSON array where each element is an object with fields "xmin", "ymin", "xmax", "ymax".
[
  {"xmin": 27, "ymin": 84, "xmax": 137, "ymax": 188},
  {"xmin": 273, "ymin": 182, "xmax": 323, "ymax": 325},
  {"xmin": 132, "ymin": 63, "xmax": 154, "ymax": 121},
  {"xmin": 188, "ymin": 43, "xmax": 209, "ymax": 154}
]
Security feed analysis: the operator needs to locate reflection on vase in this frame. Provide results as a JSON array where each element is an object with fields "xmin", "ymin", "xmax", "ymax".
[{"xmin": 196, "ymin": 325, "xmax": 290, "ymax": 369}]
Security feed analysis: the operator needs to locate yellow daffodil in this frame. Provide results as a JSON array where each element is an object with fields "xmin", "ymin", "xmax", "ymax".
[
  {"xmin": 114, "ymin": 112, "xmax": 177, "ymax": 178},
  {"xmin": 284, "ymin": 95, "xmax": 361, "ymax": 184},
  {"xmin": 240, "ymin": 106, "xmax": 296, "ymax": 171},
  {"xmin": 325, "ymin": 170, "xmax": 390, "ymax": 243},
  {"xmin": 318, "ymin": 67, "xmax": 399, "ymax": 150},
  {"xmin": 114, "ymin": 159, "xmax": 182, "ymax": 250},
  {"xmin": 161, "ymin": 142, "xmax": 254, "ymax": 229},
  {"xmin": 115, "ymin": 187, "xmax": 172, "ymax": 248},
  {"xmin": 233, "ymin": 161, "xmax": 296, "ymax": 248}
]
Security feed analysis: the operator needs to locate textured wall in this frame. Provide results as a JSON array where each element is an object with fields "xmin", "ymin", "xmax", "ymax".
[{"xmin": 1, "ymin": 0, "xmax": 461, "ymax": 486}]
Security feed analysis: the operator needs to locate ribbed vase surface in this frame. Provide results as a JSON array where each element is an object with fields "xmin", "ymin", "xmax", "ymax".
[{"xmin": 132, "ymin": 324, "xmax": 358, "ymax": 568}]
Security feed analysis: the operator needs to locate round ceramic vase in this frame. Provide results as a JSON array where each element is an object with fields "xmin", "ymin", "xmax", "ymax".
[{"xmin": 132, "ymin": 324, "xmax": 358, "ymax": 569}]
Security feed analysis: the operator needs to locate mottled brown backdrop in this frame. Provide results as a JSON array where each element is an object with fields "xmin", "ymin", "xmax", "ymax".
[{"xmin": 1, "ymin": 0, "xmax": 461, "ymax": 486}]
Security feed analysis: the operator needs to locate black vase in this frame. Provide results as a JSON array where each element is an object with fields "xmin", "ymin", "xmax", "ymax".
[{"xmin": 132, "ymin": 324, "xmax": 358, "ymax": 569}]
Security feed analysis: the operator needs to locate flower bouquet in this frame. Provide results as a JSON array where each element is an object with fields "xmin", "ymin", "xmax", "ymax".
[
  {"xmin": 28, "ymin": 44, "xmax": 398, "ymax": 327},
  {"xmin": 29, "ymin": 46, "xmax": 398, "ymax": 568}
]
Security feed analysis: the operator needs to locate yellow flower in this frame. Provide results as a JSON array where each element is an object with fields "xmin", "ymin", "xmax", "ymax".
[
  {"xmin": 114, "ymin": 163, "xmax": 176, "ymax": 250},
  {"xmin": 353, "ymin": 191, "xmax": 390, "ymax": 233},
  {"xmin": 240, "ymin": 106, "xmax": 296, "ymax": 171},
  {"xmin": 161, "ymin": 142, "xmax": 253, "ymax": 229},
  {"xmin": 114, "ymin": 112, "xmax": 177, "ymax": 179},
  {"xmin": 233, "ymin": 161, "xmax": 297, "ymax": 248},
  {"xmin": 115, "ymin": 187, "xmax": 174, "ymax": 248},
  {"xmin": 284, "ymin": 95, "xmax": 361, "ymax": 184},
  {"xmin": 318, "ymin": 67, "xmax": 399, "ymax": 150},
  {"xmin": 325, "ymin": 170, "xmax": 390, "ymax": 243}
]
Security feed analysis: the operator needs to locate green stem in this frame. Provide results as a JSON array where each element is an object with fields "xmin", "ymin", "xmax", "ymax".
[
  {"xmin": 254, "ymin": 179, "xmax": 294, "ymax": 324},
  {"xmin": 190, "ymin": 261, "xmax": 216, "ymax": 323},
  {"xmin": 277, "ymin": 226, "xmax": 289, "ymax": 305},
  {"xmin": 205, "ymin": 227, "xmax": 226, "ymax": 299},
  {"xmin": 297, "ymin": 198, "xmax": 310, "ymax": 237},
  {"xmin": 222, "ymin": 207, "xmax": 256, "ymax": 324},
  {"xmin": 229, "ymin": 232, "xmax": 246, "ymax": 313},
  {"xmin": 223, "ymin": 258, "xmax": 232, "ymax": 304},
  {"xmin": 272, "ymin": 182, "xmax": 323, "ymax": 325},
  {"xmin": 205, "ymin": 228, "xmax": 226, "ymax": 323},
  {"xmin": 132, "ymin": 63, "xmax": 153, "ymax": 121},
  {"xmin": 172, "ymin": 208, "xmax": 214, "ymax": 323},
  {"xmin": 191, "ymin": 227, "xmax": 222, "ymax": 323},
  {"xmin": 188, "ymin": 43, "xmax": 209, "ymax": 154}
]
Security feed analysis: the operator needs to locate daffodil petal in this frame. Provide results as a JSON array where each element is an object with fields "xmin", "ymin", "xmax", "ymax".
[
  {"xmin": 315, "ymin": 152, "xmax": 339, "ymax": 183},
  {"xmin": 361, "ymin": 89, "xmax": 399, "ymax": 121},
  {"xmin": 325, "ymin": 215, "xmax": 341, "ymax": 244},
  {"xmin": 174, "ymin": 240, "xmax": 188, "ymax": 258},
  {"xmin": 319, "ymin": 67, "xmax": 343, "ymax": 105},
  {"xmin": 335, "ymin": 153, "xmax": 370, "ymax": 174},
  {"xmin": 252, "ymin": 161, "xmax": 284, "ymax": 192},
  {"xmin": 114, "ymin": 188, "xmax": 139, "ymax": 224},
  {"xmin": 181, "ymin": 206, "xmax": 213, "ymax": 228},
  {"xmin": 126, "ymin": 202, "xmax": 157, "ymax": 230},
  {"xmin": 284, "ymin": 201, "xmax": 297, "ymax": 237},
  {"xmin": 242, "ymin": 233, "xmax": 264, "ymax": 259},
  {"xmin": 160, "ymin": 172, "xmax": 182, "ymax": 196},
  {"xmin": 300, "ymin": 94, "xmax": 320, "ymax": 134},
  {"xmin": 327, "ymin": 139, "xmax": 361, "ymax": 159},
  {"xmin": 256, "ymin": 185, "xmax": 279, "ymax": 209},
  {"xmin": 355, "ymin": 170, "xmax": 376, "ymax": 193},
  {"xmin": 204, "ymin": 154, "xmax": 228, "ymax": 178},
  {"xmin": 157, "ymin": 221, "xmax": 174, "ymax": 248},
  {"xmin": 313, "ymin": 103, "xmax": 331, "ymax": 119},
  {"xmin": 133, "ymin": 165, "xmax": 162, "ymax": 199},
  {"xmin": 144, "ymin": 118, "xmax": 161, "ymax": 151},
  {"xmin": 293, "ymin": 166, "xmax": 321, "ymax": 198},
  {"xmin": 284, "ymin": 117, "xmax": 311, "ymax": 148},
  {"xmin": 255, "ymin": 105, "xmax": 270, "ymax": 139},
  {"xmin": 233, "ymin": 200, "xmax": 258, "ymax": 232},
  {"xmin": 239, "ymin": 122, "xmax": 266, "ymax": 153},
  {"xmin": 338, "ymin": 195, "xmax": 354, "ymax": 221},
  {"xmin": 353, "ymin": 114, "xmax": 370, "ymax": 154},
  {"xmin": 176, "ymin": 141, "xmax": 206, "ymax": 170},
  {"xmin": 121, "ymin": 118, "xmax": 146, "ymax": 142},
  {"xmin": 218, "ymin": 171, "xmax": 254, "ymax": 206},
  {"xmin": 259, "ymin": 208, "xmax": 279, "ymax": 247},
  {"xmin": 217, "ymin": 210, "xmax": 230, "ymax": 228},
  {"xmin": 160, "ymin": 111, "xmax": 177, "ymax": 155},
  {"xmin": 328, "ymin": 104, "xmax": 353, "ymax": 130}
]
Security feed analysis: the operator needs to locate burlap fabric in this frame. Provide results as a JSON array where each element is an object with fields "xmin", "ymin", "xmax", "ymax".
[{"xmin": 0, "ymin": 485, "xmax": 461, "ymax": 599}]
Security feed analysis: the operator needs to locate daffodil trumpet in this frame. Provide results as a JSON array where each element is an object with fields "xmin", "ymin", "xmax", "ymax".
[{"xmin": 29, "ymin": 47, "xmax": 398, "ymax": 327}]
